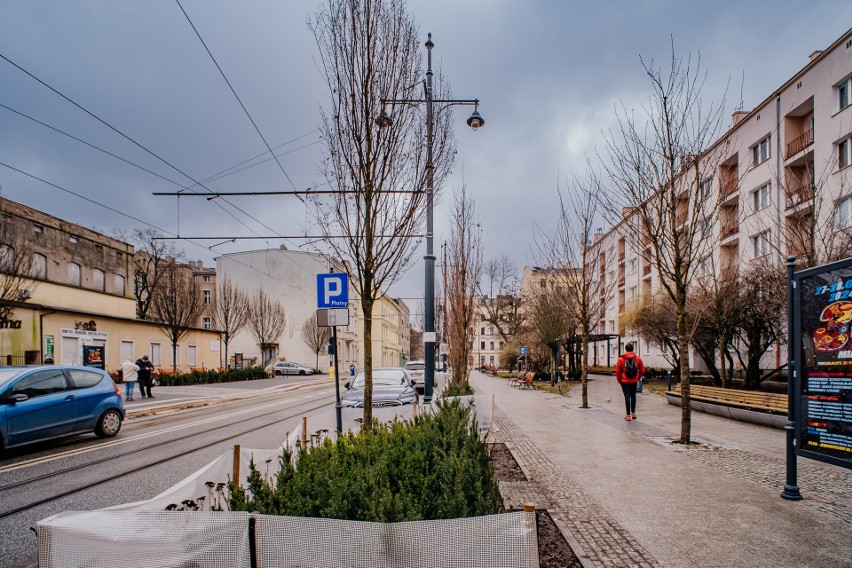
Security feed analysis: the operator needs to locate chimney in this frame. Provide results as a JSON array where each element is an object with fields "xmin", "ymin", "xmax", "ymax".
[
  {"xmin": 808, "ymin": 50, "xmax": 823, "ymax": 62},
  {"xmin": 279, "ymin": 244, "xmax": 288, "ymax": 251},
  {"xmin": 197, "ymin": 260, "xmax": 204, "ymax": 268},
  {"xmin": 732, "ymin": 111, "xmax": 749, "ymax": 126}
]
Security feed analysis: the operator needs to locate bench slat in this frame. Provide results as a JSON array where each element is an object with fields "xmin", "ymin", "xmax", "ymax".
[{"xmin": 667, "ymin": 384, "xmax": 786, "ymax": 413}]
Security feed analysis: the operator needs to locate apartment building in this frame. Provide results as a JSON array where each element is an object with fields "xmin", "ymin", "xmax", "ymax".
[
  {"xmin": 0, "ymin": 196, "xmax": 220, "ymax": 371},
  {"xmin": 589, "ymin": 28, "xmax": 852, "ymax": 370}
]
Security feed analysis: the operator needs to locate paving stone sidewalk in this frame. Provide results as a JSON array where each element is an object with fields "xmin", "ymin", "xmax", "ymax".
[{"xmin": 474, "ymin": 371, "xmax": 852, "ymax": 568}]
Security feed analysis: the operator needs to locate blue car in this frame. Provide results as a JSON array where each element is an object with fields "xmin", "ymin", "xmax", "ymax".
[{"xmin": 0, "ymin": 365, "xmax": 126, "ymax": 451}]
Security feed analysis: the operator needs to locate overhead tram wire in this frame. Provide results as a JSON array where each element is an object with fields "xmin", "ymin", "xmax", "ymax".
[
  {"xmin": 175, "ymin": 0, "xmax": 302, "ymax": 200},
  {"xmin": 0, "ymin": 51, "xmax": 310, "ymax": 256},
  {"xmin": 0, "ymin": 162, "xmax": 316, "ymax": 296},
  {"xmin": 0, "ymin": 100, "xmax": 320, "ymax": 193}
]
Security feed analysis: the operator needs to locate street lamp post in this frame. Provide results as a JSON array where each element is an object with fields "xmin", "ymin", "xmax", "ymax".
[{"xmin": 378, "ymin": 32, "xmax": 483, "ymax": 404}]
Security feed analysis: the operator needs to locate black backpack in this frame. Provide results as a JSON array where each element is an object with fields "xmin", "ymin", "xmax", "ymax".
[{"xmin": 624, "ymin": 357, "xmax": 638, "ymax": 380}]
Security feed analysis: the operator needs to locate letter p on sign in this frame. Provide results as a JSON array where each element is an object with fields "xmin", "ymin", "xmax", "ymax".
[{"xmin": 317, "ymin": 273, "xmax": 349, "ymax": 309}]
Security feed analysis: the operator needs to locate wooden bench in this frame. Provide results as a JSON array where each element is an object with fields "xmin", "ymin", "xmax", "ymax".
[
  {"xmin": 666, "ymin": 384, "xmax": 787, "ymax": 414},
  {"xmin": 512, "ymin": 372, "xmax": 536, "ymax": 389}
]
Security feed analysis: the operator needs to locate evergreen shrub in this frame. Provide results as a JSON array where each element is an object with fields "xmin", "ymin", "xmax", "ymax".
[
  {"xmin": 228, "ymin": 398, "xmax": 503, "ymax": 522},
  {"xmin": 155, "ymin": 367, "xmax": 267, "ymax": 386}
]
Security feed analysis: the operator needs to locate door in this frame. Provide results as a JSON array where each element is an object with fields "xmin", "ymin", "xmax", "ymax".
[{"xmin": 5, "ymin": 369, "xmax": 78, "ymax": 446}]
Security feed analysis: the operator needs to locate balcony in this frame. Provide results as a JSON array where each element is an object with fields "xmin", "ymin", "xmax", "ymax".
[
  {"xmin": 618, "ymin": 275, "xmax": 625, "ymax": 287},
  {"xmin": 642, "ymin": 264, "xmax": 652, "ymax": 277},
  {"xmin": 785, "ymin": 128, "xmax": 814, "ymax": 160},
  {"xmin": 618, "ymin": 251, "xmax": 625, "ymax": 262},
  {"xmin": 720, "ymin": 177, "xmax": 738, "ymax": 198},
  {"xmin": 786, "ymin": 183, "xmax": 814, "ymax": 209},
  {"xmin": 618, "ymin": 303, "xmax": 625, "ymax": 314},
  {"xmin": 721, "ymin": 221, "xmax": 739, "ymax": 240},
  {"xmin": 720, "ymin": 267, "xmax": 738, "ymax": 282}
]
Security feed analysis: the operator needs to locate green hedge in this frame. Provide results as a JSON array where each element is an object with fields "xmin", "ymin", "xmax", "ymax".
[
  {"xmin": 155, "ymin": 367, "xmax": 267, "ymax": 386},
  {"xmin": 228, "ymin": 398, "xmax": 503, "ymax": 522}
]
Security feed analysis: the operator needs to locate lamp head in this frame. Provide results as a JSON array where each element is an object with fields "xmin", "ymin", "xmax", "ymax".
[
  {"xmin": 466, "ymin": 108, "xmax": 485, "ymax": 131},
  {"xmin": 376, "ymin": 109, "xmax": 393, "ymax": 129}
]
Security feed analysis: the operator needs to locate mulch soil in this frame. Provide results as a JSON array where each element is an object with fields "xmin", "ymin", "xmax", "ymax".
[{"xmin": 489, "ymin": 443, "xmax": 582, "ymax": 567}]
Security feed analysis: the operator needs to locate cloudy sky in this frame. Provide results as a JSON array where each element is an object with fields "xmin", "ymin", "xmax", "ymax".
[{"xmin": 1, "ymin": 1, "xmax": 851, "ymax": 304}]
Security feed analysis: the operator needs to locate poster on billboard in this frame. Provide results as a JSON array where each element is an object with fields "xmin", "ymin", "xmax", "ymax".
[
  {"xmin": 82, "ymin": 345, "xmax": 106, "ymax": 370},
  {"xmin": 795, "ymin": 259, "xmax": 852, "ymax": 469}
]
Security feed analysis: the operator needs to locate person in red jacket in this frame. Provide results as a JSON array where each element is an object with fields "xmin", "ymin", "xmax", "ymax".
[{"xmin": 615, "ymin": 343, "xmax": 645, "ymax": 421}]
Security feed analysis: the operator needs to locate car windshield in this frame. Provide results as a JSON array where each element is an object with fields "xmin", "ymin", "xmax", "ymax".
[
  {"xmin": 352, "ymin": 369, "xmax": 406, "ymax": 388},
  {"xmin": 404, "ymin": 363, "xmax": 425, "ymax": 371},
  {"xmin": 0, "ymin": 369, "xmax": 23, "ymax": 388}
]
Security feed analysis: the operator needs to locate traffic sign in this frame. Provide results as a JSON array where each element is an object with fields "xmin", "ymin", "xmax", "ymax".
[
  {"xmin": 440, "ymin": 343, "xmax": 449, "ymax": 354},
  {"xmin": 317, "ymin": 273, "xmax": 349, "ymax": 308},
  {"xmin": 317, "ymin": 308, "xmax": 350, "ymax": 327},
  {"xmin": 520, "ymin": 346, "xmax": 527, "ymax": 355}
]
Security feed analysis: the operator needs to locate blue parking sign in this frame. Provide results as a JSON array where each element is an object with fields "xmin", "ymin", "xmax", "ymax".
[
  {"xmin": 520, "ymin": 346, "xmax": 527, "ymax": 355},
  {"xmin": 317, "ymin": 273, "xmax": 349, "ymax": 308}
]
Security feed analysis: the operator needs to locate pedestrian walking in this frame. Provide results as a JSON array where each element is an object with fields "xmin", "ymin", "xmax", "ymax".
[
  {"xmin": 136, "ymin": 355, "xmax": 156, "ymax": 399},
  {"xmin": 120, "ymin": 357, "xmax": 139, "ymax": 401},
  {"xmin": 349, "ymin": 364, "xmax": 356, "ymax": 377},
  {"xmin": 615, "ymin": 343, "xmax": 645, "ymax": 421}
]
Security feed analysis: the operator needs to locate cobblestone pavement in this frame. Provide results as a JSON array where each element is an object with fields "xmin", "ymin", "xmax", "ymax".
[
  {"xmin": 492, "ymin": 407, "xmax": 662, "ymax": 568},
  {"xmin": 551, "ymin": 400, "xmax": 852, "ymax": 526}
]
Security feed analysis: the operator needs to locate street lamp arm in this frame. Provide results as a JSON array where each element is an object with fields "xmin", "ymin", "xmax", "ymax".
[{"xmin": 382, "ymin": 98, "xmax": 480, "ymax": 106}]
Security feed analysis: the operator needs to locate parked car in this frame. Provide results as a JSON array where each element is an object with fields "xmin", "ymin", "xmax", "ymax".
[
  {"xmin": 342, "ymin": 367, "xmax": 419, "ymax": 408},
  {"xmin": 403, "ymin": 361, "xmax": 426, "ymax": 392},
  {"xmin": 0, "ymin": 365, "xmax": 125, "ymax": 451},
  {"xmin": 271, "ymin": 361, "xmax": 315, "ymax": 376}
]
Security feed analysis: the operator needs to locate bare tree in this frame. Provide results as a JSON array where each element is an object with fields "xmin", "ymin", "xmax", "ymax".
[
  {"xmin": 150, "ymin": 262, "xmax": 203, "ymax": 374},
  {"xmin": 478, "ymin": 256, "xmax": 522, "ymax": 342},
  {"xmin": 211, "ymin": 276, "xmax": 250, "ymax": 369},
  {"xmin": 132, "ymin": 228, "xmax": 184, "ymax": 320},
  {"xmin": 441, "ymin": 187, "xmax": 482, "ymax": 394},
  {"xmin": 0, "ymin": 194, "xmax": 36, "ymax": 321},
  {"xmin": 687, "ymin": 267, "xmax": 740, "ymax": 387},
  {"xmin": 246, "ymin": 289, "xmax": 287, "ymax": 367},
  {"xmin": 309, "ymin": 0, "xmax": 455, "ymax": 427},
  {"xmin": 622, "ymin": 293, "xmax": 680, "ymax": 368},
  {"xmin": 522, "ymin": 280, "xmax": 573, "ymax": 382},
  {"xmin": 602, "ymin": 49, "xmax": 726, "ymax": 443},
  {"xmin": 537, "ymin": 172, "xmax": 613, "ymax": 406},
  {"xmin": 409, "ymin": 326, "xmax": 423, "ymax": 360},
  {"xmin": 302, "ymin": 314, "xmax": 332, "ymax": 371}
]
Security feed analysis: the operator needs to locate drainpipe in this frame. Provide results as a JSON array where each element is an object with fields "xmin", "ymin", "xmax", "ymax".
[
  {"xmin": 39, "ymin": 309, "xmax": 57, "ymax": 364},
  {"xmin": 776, "ymin": 95, "xmax": 783, "ymax": 253}
]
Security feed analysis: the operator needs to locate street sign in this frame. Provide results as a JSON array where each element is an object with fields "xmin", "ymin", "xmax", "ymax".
[
  {"xmin": 440, "ymin": 343, "xmax": 449, "ymax": 354},
  {"xmin": 317, "ymin": 273, "xmax": 349, "ymax": 309},
  {"xmin": 317, "ymin": 308, "xmax": 350, "ymax": 327},
  {"xmin": 423, "ymin": 332, "xmax": 437, "ymax": 343},
  {"xmin": 520, "ymin": 346, "xmax": 527, "ymax": 355}
]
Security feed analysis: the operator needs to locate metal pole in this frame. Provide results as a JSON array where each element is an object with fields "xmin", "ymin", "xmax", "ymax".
[
  {"xmin": 423, "ymin": 33, "xmax": 436, "ymax": 404},
  {"xmin": 782, "ymin": 255, "xmax": 802, "ymax": 500},
  {"xmin": 332, "ymin": 325, "xmax": 342, "ymax": 435}
]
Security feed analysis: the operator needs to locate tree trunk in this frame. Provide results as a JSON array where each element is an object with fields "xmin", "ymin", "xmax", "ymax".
[
  {"xmin": 719, "ymin": 333, "xmax": 729, "ymax": 389},
  {"xmin": 581, "ymin": 330, "xmax": 589, "ymax": 408},
  {"xmin": 172, "ymin": 338, "xmax": 178, "ymax": 375},
  {"xmin": 676, "ymin": 293, "xmax": 691, "ymax": 444},
  {"xmin": 362, "ymin": 298, "xmax": 374, "ymax": 430},
  {"xmin": 223, "ymin": 335, "xmax": 229, "ymax": 370}
]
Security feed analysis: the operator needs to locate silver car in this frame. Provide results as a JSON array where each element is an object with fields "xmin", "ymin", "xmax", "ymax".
[
  {"xmin": 342, "ymin": 368, "xmax": 418, "ymax": 408},
  {"xmin": 403, "ymin": 361, "xmax": 425, "ymax": 392},
  {"xmin": 272, "ymin": 362, "xmax": 314, "ymax": 376}
]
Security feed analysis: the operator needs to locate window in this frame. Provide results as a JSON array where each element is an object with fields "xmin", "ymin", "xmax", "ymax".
[
  {"xmin": 752, "ymin": 135, "xmax": 771, "ymax": 166},
  {"xmin": 68, "ymin": 369, "xmax": 104, "ymax": 389},
  {"xmin": 500, "ymin": 342, "xmax": 504, "ymax": 350},
  {"xmin": 490, "ymin": 342, "xmax": 495, "ymax": 351},
  {"xmin": 203, "ymin": 275, "xmax": 211, "ymax": 283},
  {"xmin": 33, "ymin": 224, "xmax": 43, "ymax": 233},
  {"xmin": 752, "ymin": 230, "xmax": 772, "ymax": 257},
  {"xmin": 839, "ymin": 137, "xmax": 851, "ymax": 170},
  {"xmin": 629, "ymin": 258, "xmax": 637, "ymax": 274},
  {"xmin": 114, "ymin": 274, "xmax": 125, "ymax": 296},
  {"xmin": 120, "ymin": 340, "xmax": 134, "ymax": 361},
  {"xmin": 32, "ymin": 253, "xmax": 46, "ymax": 279},
  {"xmin": 67, "ymin": 262, "xmax": 81, "ymax": 285},
  {"xmin": 480, "ymin": 327, "xmax": 485, "ymax": 335},
  {"xmin": 92, "ymin": 268, "xmax": 104, "ymax": 291},
  {"xmin": 202, "ymin": 316, "xmax": 212, "ymax": 330},
  {"xmin": 150, "ymin": 343, "xmax": 162, "ymax": 366},
  {"xmin": 838, "ymin": 77, "xmax": 851, "ymax": 111},
  {"xmin": 609, "ymin": 320, "xmax": 615, "ymax": 333},
  {"xmin": 12, "ymin": 369, "xmax": 68, "ymax": 397},
  {"xmin": 539, "ymin": 279, "xmax": 546, "ymax": 289},
  {"xmin": 69, "ymin": 236, "xmax": 78, "ymax": 244},
  {"xmin": 480, "ymin": 341, "xmax": 485, "ymax": 350},
  {"xmin": 628, "ymin": 286, "xmax": 637, "ymax": 300},
  {"xmin": 0, "ymin": 244, "xmax": 14, "ymax": 272},
  {"xmin": 203, "ymin": 289, "xmax": 212, "ymax": 305},
  {"xmin": 753, "ymin": 183, "xmax": 771, "ymax": 211},
  {"xmin": 187, "ymin": 345, "xmax": 197, "ymax": 366},
  {"xmin": 837, "ymin": 196, "xmax": 852, "ymax": 229},
  {"xmin": 489, "ymin": 327, "xmax": 494, "ymax": 336}
]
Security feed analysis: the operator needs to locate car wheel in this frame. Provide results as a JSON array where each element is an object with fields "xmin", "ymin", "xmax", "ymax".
[
  {"xmin": 299, "ymin": 370, "xmax": 306, "ymax": 375},
  {"xmin": 95, "ymin": 409, "xmax": 123, "ymax": 438},
  {"xmin": 274, "ymin": 370, "xmax": 282, "ymax": 376}
]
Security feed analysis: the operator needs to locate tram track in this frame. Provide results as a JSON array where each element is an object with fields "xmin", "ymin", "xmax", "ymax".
[{"xmin": 0, "ymin": 392, "xmax": 336, "ymax": 519}]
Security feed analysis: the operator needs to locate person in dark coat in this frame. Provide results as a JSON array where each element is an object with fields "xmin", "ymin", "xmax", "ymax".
[{"xmin": 136, "ymin": 355, "xmax": 156, "ymax": 398}]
